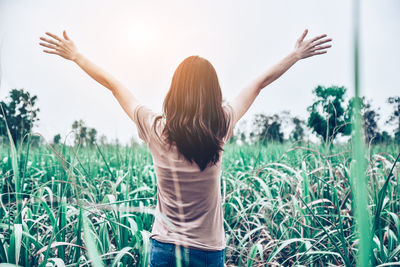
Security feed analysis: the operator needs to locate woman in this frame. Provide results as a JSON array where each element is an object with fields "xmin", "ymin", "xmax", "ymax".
[{"xmin": 39, "ymin": 28, "xmax": 331, "ymax": 266}]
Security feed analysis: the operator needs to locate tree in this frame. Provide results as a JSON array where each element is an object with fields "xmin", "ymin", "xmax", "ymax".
[
  {"xmin": 252, "ymin": 113, "xmax": 284, "ymax": 144},
  {"xmin": 307, "ymin": 85, "xmax": 348, "ymax": 143},
  {"xmin": 362, "ymin": 101, "xmax": 380, "ymax": 144},
  {"xmin": 374, "ymin": 131, "xmax": 392, "ymax": 144},
  {"xmin": 345, "ymin": 97, "xmax": 380, "ymax": 144},
  {"xmin": 229, "ymin": 120, "xmax": 247, "ymax": 144},
  {"xmin": 72, "ymin": 119, "xmax": 88, "ymax": 146},
  {"xmin": 88, "ymin": 128, "xmax": 97, "ymax": 146},
  {"xmin": 387, "ymin": 96, "xmax": 400, "ymax": 143},
  {"xmin": 53, "ymin": 133, "xmax": 61, "ymax": 145},
  {"xmin": 71, "ymin": 120, "xmax": 98, "ymax": 147},
  {"xmin": 0, "ymin": 89, "xmax": 40, "ymax": 145},
  {"xmin": 290, "ymin": 116, "xmax": 305, "ymax": 142}
]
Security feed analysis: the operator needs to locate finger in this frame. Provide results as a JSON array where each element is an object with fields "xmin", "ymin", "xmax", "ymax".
[
  {"xmin": 311, "ymin": 50, "xmax": 328, "ymax": 56},
  {"xmin": 40, "ymin": 36, "xmax": 58, "ymax": 46},
  {"xmin": 312, "ymin": 38, "xmax": 332, "ymax": 47},
  {"xmin": 311, "ymin": 44, "xmax": 332, "ymax": 51},
  {"xmin": 45, "ymin": 32, "xmax": 63, "ymax": 42},
  {"xmin": 43, "ymin": 49, "xmax": 60, "ymax": 55},
  {"xmin": 63, "ymin": 30, "xmax": 70, "ymax": 40},
  {"xmin": 310, "ymin": 34, "xmax": 328, "ymax": 43},
  {"xmin": 39, "ymin": 42, "xmax": 58, "ymax": 50},
  {"xmin": 297, "ymin": 29, "xmax": 308, "ymax": 43}
]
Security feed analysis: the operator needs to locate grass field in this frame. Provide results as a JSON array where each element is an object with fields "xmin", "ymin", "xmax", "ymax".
[{"xmin": 0, "ymin": 139, "xmax": 399, "ymax": 266}]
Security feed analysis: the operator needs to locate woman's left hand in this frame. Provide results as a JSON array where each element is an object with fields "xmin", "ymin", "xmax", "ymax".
[
  {"xmin": 39, "ymin": 30, "xmax": 79, "ymax": 61},
  {"xmin": 293, "ymin": 29, "xmax": 332, "ymax": 60}
]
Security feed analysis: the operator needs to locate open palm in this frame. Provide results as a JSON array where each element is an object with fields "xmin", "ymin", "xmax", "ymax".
[
  {"xmin": 294, "ymin": 29, "xmax": 332, "ymax": 59},
  {"xmin": 39, "ymin": 30, "xmax": 79, "ymax": 61}
]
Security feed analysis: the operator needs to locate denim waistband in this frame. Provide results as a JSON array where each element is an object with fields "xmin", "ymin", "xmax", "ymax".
[{"xmin": 150, "ymin": 237, "xmax": 225, "ymax": 254}]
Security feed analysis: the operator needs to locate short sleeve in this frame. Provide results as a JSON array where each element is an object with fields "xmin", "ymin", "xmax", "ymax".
[
  {"xmin": 222, "ymin": 103, "xmax": 236, "ymax": 144},
  {"xmin": 132, "ymin": 104, "xmax": 157, "ymax": 143}
]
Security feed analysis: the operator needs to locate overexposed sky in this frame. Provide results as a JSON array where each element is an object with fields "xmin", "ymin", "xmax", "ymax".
[{"xmin": 0, "ymin": 0, "xmax": 399, "ymax": 144}]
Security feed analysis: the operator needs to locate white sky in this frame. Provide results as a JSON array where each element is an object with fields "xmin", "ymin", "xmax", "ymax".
[{"xmin": 0, "ymin": 0, "xmax": 399, "ymax": 145}]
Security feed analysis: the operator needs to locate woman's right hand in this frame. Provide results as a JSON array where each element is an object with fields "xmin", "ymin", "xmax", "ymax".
[
  {"xmin": 293, "ymin": 29, "xmax": 332, "ymax": 60},
  {"xmin": 39, "ymin": 30, "xmax": 80, "ymax": 61}
]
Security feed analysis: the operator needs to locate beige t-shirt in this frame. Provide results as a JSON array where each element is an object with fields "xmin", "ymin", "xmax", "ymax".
[{"xmin": 132, "ymin": 103, "xmax": 236, "ymax": 251}]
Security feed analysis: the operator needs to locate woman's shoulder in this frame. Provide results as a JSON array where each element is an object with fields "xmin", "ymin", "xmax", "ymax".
[
  {"xmin": 222, "ymin": 102, "xmax": 236, "ymax": 121},
  {"xmin": 221, "ymin": 102, "xmax": 236, "ymax": 144},
  {"xmin": 133, "ymin": 104, "xmax": 165, "ymax": 144}
]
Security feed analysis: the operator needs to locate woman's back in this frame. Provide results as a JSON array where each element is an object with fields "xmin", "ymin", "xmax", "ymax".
[
  {"xmin": 39, "ymin": 28, "xmax": 331, "ymax": 266},
  {"xmin": 133, "ymin": 103, "xmax": 235, "ymax": 251}
]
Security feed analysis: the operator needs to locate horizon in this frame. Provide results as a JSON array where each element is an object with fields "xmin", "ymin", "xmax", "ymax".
[{"xmin": 0, "ymin": 0, "xmax": 399, "ymax": 145}]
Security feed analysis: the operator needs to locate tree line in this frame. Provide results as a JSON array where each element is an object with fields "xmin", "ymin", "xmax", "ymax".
[
  {"xmin": 230, "ymin": 85, "xmax": 400, "ymax": 145},
  {"xmin": 0, "ymin": 87, "xmax": 399, "ymax": 147},
  {"xmin": 0, "ymin": 89, "xmax": 103, "ymax": 147}
]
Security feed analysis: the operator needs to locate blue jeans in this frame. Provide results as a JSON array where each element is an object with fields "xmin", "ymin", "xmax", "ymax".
[{"xmin": 149, "ymin": 237, "xmax": 225, "ymax": 267}]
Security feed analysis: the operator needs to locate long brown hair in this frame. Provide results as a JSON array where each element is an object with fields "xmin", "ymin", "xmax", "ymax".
[{"xmin": 155, "ymin": 56, "xmax": 229, "ymax": 171}]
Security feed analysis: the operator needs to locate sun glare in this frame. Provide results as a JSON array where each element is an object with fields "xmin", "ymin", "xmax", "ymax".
[{"xmin": 120, "ymin": 21, "xmax": 157, "ymax": 48}]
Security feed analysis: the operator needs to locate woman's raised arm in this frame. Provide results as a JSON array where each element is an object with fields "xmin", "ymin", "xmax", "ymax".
[
  {"xmin": 39, "ymin": 30, "xmax": 141, "ymax": 123},
  {"xmin": 230, "ymin": 29, "xmax": 332, "ymax": 125}
]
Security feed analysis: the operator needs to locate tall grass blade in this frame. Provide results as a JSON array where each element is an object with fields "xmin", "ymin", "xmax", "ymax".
[
  {"xmin": 351, "ymin": 0, "xmax": 371, "ymax": 265},
  {"xmin": 82, "ymin": 211, "xmax": 104, "ymax": 267},
  {"xmin": 2, "ymin": 108, "xmax": 22, "ymax": 224},
  {"xmin": 372, "ymin": 153, "xmax": 400, "ymax": 234},
  {"xmin": 7, "ymin": 224, "xmax": 22, "ymax": 265}
]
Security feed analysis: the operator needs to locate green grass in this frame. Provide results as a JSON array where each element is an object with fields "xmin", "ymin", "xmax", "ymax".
[
  {"xmin": 352, "ymin": 0, "xmax": 372, "ymax": 265},
  {"xmin": 0, "ymin": 140, "xmax": 399, "ymax": 266}
]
